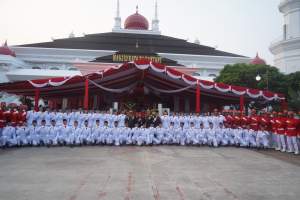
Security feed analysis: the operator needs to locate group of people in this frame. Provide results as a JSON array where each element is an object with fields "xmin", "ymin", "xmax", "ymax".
[{"xmin": 0, "ymin": 105, "xmax": 299, "ymax": 155}]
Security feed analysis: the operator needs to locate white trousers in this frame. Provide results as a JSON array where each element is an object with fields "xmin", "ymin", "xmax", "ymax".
[
  {"xmin": 279, "ymin": 135, "xmax": 287, "ymax": 150},
  {"xmin": 286, "ymin": 136, "xmax": 299, "ymax": 153}
]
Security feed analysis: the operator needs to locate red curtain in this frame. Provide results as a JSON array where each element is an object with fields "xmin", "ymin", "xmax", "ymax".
[
  {"xmin": 196, "ymin": 82, "xmax": 200, "ymax": 113},
  {"xmin": 34, "ymin": 89, "xmax": 40, "ymax": 111},
  {"xmin": 281, "ymin": 99, "xmax": 288, "ymax": 111},
  {"xmin": 84, "ymin": 79, "xmax": 89, "ymax": 110},
  {"xmin": 240, "ymin": 95, "xmax": 244, "ymax": 113}
]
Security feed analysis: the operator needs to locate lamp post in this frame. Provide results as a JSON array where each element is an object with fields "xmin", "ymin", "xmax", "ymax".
[
  {"xmin": 256, "ymin": 68, "xmax": 270, "ymax": 111},
  {"xmin": 256, "ymin": 74, "xmax": 261, "ymax": 82},
  {"xmin": 256, "ymin": 68, "xmax": 269, "ymax": 91}
]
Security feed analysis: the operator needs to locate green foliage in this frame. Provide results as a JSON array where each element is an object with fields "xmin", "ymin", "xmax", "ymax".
[{"xmin": 215, "ymin": 63, "xmax": 300, "ymax": 111}]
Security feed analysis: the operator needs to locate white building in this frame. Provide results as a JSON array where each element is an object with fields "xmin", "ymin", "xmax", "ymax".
[
  {"xmin": 270, "ymin": 0, "xmax": 300, "ymax": 74},
  {"xmin": 0, "ymin": 1, "xmax": 251, "ymax": 84}
]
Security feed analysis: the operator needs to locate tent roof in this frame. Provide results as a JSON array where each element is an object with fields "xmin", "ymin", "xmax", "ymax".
[{"xmin": 0, "ymin": 60, "xmax": 284, "ymax": 102}]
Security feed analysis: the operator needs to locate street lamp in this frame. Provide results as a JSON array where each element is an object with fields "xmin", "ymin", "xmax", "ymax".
[
  {"xmin": 256, "ymin": 68, "xmax": 271, "ymax": 111},
  {"xmin": 256, "ymin": 74, "xmax": 262, "ymax": 81}
]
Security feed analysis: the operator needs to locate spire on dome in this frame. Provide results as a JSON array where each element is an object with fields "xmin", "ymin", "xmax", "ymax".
[
  {"xmin": 152, "ymin": 0, "xmax": 160, "ymax": 32},
  {"xmin": 0, "ymin": 40, "xmax": 16, "ymax": 57},
  {"xmin": 136, "ymin": 5, "xmax": 139, "ymax": 13},
  {"xmin": 250, "ymin": 52, "xmax": 266, "ymax": 65},
  {"xmin": 69, "ymin": 31, "xmax": 75, "ymax": 38},
  {"xmin": 155, "ymin": 0, "xmax": 158, "ymax": 20},
  {"xmin": 116, "ymin": 0, "xmax": 120, "ymax": 17},
  {"xmin": 113, "ymin": 0, "xmax": 122, "ymax": 30}
]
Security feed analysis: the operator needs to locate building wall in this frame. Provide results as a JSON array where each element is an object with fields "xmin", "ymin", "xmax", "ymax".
[
  {"xmin": 1, "ymin": 46, "xmax": 251, "ymax": 83},
  {"xmin": 271, "ymin": 0, "xmax": 300, "ymax": 74}
]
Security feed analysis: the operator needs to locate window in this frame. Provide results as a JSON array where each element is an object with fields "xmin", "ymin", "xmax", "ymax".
[
  {"xmin": 283, "ymin": 24, "xmax": 287, "ymax": 40},
  {"xmin": 32, "ymin": 66, "xmax": 41, "ymax": 69},
  {"xmin": 208, "ymin": 74, "xmax": 217, "ymax": 78},
  {"xmin": 192, "ymin": 72, "xmax": 201, "ymax": 76},
  {"xmin": 68, "ymin": 67, "xmax": 78, "ymax": 71},
  {"xmin": 50, "ymin": 67, "xmax": 60, "ymax": 70}
]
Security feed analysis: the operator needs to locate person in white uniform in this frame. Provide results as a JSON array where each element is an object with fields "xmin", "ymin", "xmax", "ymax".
[
  {"xmin": 39, "ymin": 119, "xmax": 49, "ymax": 146},
  {"xmin": 215, "ymin": 122, "xmax": 226, "ymax": 146},
  {"xmin": 47, "ymin": 120, "xmax": 59, "ymax": 146},
  {"xmin": 178, "ymin": 122, "xmax": 187, "ymax": 146},
  {"xmin": 91, "ymin": 119, "xmax": 101, "ymax": 145},
  {"xmin": 161, "ymin": 111, "xmax": 170, "ymax": 129},
  {"xmin": 186, "ymin": 122, "xmax": 195, "ymax": 145},
  {"xmin": 57, "ymin": 119, "xmax": 70, "ymax": 146},
  {"xmin": 207, "ymin": 122, "xmax": 218, "ymax": 147},
  {"xmin": 125, "ymin": 122, "xmax": 133, "ymax": 145},
  {"xmin": 81, "ymin": 120, "xmax": 92, "ymax": 145},
  {"xmin": 197, "ymin": 123, "xmax": 207, "ymax": 145},
  {"xmin": 113, "ymin": 121, "xmax": 122, "ymax": 146},
  {"xmin": 153, "ymin": 123, "xmax": 164, "ymax": 145},
  {"xmin": 29, "ymin": 120, "xmax": 40, "ymax": 146},
  {"xmin": 16, "ymin": 122, "xmax": 29, "ymax": 146},
  {"xmin": 1, "ymin": 122, "xmax": 17, "ymax": 148}
]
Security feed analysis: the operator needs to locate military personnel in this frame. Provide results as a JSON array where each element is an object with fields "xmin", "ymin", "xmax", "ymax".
[
  {"xmin": 276, "ymin": 112, "xmax": 287, "ymax": 152},
  {"xmin": 286, "ymin": 111, "xmax": 299, "ymax": 154},
  {"xmin": 29, "ymin": 120, "xmax": 40, "ymax": 146}
]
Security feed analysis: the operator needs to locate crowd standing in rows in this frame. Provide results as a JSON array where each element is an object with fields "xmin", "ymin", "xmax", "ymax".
[{"xmin": 0, "ymin": 104, "xmax": 299, "ymax": 155}]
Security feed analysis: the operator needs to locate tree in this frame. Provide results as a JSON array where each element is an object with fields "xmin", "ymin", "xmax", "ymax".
[
  {"xmin": 215, "ymin": 63, "xmax": 287, "ymax": 95},
  {"xmin": 285, "ymin": 72, "xmax": 300, "ymax": 111},
  {"xmin": 215, "ymin": 63, "xmax": 300, "ymax": 111}
]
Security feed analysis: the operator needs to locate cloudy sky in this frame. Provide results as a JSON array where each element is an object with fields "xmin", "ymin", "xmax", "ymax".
[{"xmin": 0, "ymin": 0, "xmax": 282, "ymax": 64}]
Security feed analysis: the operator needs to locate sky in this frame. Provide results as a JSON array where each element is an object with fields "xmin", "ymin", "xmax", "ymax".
[{"xmin": 0, "ymin": 0, "xmax": 282, "ymax": 64}]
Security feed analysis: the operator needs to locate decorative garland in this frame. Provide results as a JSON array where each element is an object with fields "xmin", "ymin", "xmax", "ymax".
[
  {"xmin": 25, "ymin": 60, "xmax": 284, "ymax": 101},
  {"xmin": 145, "ymin": 83, "xmax": 193, "ymax": 94},
  {"xmin": 88, "ymin": 79, "xmax": 137, "ymax": 93}
]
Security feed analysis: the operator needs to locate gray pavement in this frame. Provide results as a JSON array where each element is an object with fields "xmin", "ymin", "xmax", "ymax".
[{"xmin": 0, "ymin": 146, "xmax": 299, "ymax": 200}]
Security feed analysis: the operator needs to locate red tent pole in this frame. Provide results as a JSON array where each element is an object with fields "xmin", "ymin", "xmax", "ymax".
[
  {"xmin": 84, "ymin": 78, "xmax": 89, "ymax": 110},
  {"xmin": 34, "ymin": 88, "xmax": 40, "ymax": 111},
  {"xmin": 240, "ymin": 95, "xmax": 244, "ymax": 113},
  {"xmin": 196, "ymin": 81, "xmax": 200, "ymax": 113}
]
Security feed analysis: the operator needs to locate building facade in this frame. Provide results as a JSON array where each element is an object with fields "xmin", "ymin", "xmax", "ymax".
[
  {"xmin": 270, "ymin": 0, "xmax": 300, "ymax": 74},
  {"xmin": 0, "ymin": 1, "xmax": 251, "ymax": 84}
]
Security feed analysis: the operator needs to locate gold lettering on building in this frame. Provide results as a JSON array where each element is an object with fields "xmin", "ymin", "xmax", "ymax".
[{"xmin": 112, "ymin": 54, "xmax": 162, "ymax": 63}]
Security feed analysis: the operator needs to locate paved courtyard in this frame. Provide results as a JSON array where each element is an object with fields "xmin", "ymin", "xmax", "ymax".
[{"xmin": 0, "ymin": 146, "xmax": 299, "ymax": 200}]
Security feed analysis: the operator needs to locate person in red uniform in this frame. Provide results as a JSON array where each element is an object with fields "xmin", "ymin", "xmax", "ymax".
[
  {"xmin": 250, "ymin": 109, "xmax": 260, "ymax": 131},
  {"xmin": 285, "ymin": 111, "xmax": 299, "ymax": 155},
  {"xmin": 260, "ymin": 112, "xmax": 271, "ymax": 132},
  {"xmin": 224, "ymin": 110, "xmax": 234, "ymax": 129},
  {"xmin": 241, "ymin": 111, "xmax": 250, "ymax": 129},
  {"xmin": 3, "ymin": 107, "xmax": 11, "ymax": 125},
  {"xmin": 298, "ymin": 111, "xmax": 300, "ymax": 139},
  {"xmin": 275, "ymin": 112, "xmax": 287, "ymax": 152},
  {"xmin": 233, "ymin": 110, "xmax": 242, "ymax": 129},
  {"xmin": 18, "ymin": 106, "xmax": 27, "ymax": 126},
  {"xmin": 270, "ymin": 111, "xmax": 279, "ymax": 150},
  {"xmin": 0, "ymin": 105, "xmax": 5, "ymax": 135},
  {"xmin": 11, "ymin": 107, "xmax": 19, "ymax": 127}
]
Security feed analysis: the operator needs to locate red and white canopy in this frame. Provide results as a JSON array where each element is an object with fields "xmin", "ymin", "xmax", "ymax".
[{"xmin": 0, "ymin": 60, "xmax": 285, "ymax": 102}]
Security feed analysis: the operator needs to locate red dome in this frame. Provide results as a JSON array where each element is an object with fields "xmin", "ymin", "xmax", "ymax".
[
  {"xmin": 124, "ymin": 10, "xmax": 149, "ymax": 30},
  {"xmin": 0, "ymin": 41, "xmax": 16, "ymax": 57},
  {"xmin": 250, "ymin": 53, "xmax": 266, "ymax": 65}
]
